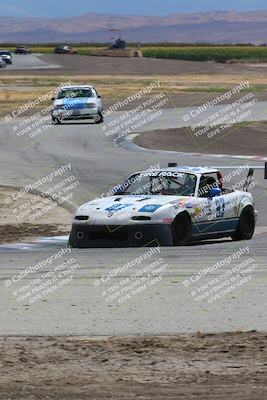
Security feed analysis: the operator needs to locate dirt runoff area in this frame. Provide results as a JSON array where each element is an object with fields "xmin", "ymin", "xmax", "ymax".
[
  {"xmin": 0, "ymin": 186, "xmax": 72, "ymax": 244},
  {"xmin": 135, "ymin": 122, "xmax": 267, "ymax": 157},
  {"xmin": 0, "ymin": 331, "xmax": 266, "ymax": 400}
]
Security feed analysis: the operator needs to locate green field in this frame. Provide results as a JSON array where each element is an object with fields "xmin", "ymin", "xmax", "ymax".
[{"xmin": 142, "ymin": 46, "xmax": 267, "ymax": 62}]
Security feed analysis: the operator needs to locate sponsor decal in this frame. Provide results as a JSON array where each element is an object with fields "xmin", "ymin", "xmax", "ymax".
[
  {"xmin": 170, "ymin": 198, "xmax": 187, "ymax": 203},
  {"xmin": 191, "ymin": 207, "xmax": 202, "ymax": 217},
  {"xmin": 170, "ymin": 199, "xmax": 199, "ymax": 210},
  {"xmin": 215, "ymin": 197, "xmax": 226, "ymax": 218},
  {"xmin": 105, "ymin": 204, "xmax": 133, "ymax": 213},
  {"xmin": 138, "ymin": 204, "xmax": 162, "ymax": 213},
  {"xmin": 163, "ymin": 217, "xmax": 174, "ymax": 224},
  {"xmin": 140, "ymin": 171, "xmax": 185, "ymax": 178},
  {"xmin": 185, "ymin": 201, "xmax": 194, "ymax": 209}
]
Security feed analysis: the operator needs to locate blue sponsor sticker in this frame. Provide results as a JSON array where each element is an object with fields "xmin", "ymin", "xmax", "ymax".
[
  {"xmin": 105, "ymin": 204, "xmax": 133, "ymax": 213},
  {"xmin": 185, "ymin": 202, "xmax": 194, "ymax": 209},
  {"xmin": 138, "ymin": 204, "xmax": 162, "ymax": 213}
]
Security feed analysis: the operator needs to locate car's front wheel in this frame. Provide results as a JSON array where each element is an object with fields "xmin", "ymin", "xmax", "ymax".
[
  {"xmin": 52, "ymin": 116, "xmax": 61, "ymax": 125},
  {"xmin": 172, "ymin": 212, "xmax": 192, "ymax": 246},
  {"xmin": 94, "ymin": 112, "xmax": 104, "ymax": 124},
  {"xmin": 231, "ymin": 206, "xmax": 255, "ymax": 241}
]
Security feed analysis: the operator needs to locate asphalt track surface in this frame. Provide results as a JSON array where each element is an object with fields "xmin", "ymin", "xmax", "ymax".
[
  {"xmin": 0, "ymin": 101, "xmax": 266, "ymax": 336},
  {"xmin": 10, "ymin": 52, "xmax": 267, "ymax": 76},
  {"xmin": 1, "ymin": 54, "xmax": 60, "ymax": 70}
]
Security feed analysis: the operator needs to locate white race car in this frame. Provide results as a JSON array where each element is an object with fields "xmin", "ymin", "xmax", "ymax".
[
  {"xmin": 51, "ymin": 85, "xmax": 103, "ymax": 124},
  {"xmin": 69, "ymin": 165, "xmax": 257, "ymax": 248}
]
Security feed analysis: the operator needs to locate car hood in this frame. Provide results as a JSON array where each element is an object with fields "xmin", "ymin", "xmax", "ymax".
[{"xmin": 75, "ymin": 195, "xmax": 197, "ymax": 220}]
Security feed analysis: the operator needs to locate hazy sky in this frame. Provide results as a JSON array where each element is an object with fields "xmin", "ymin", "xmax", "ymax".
[{"xmin": 1, "ymin": 0, "xmax": 267, "ymax": 17}]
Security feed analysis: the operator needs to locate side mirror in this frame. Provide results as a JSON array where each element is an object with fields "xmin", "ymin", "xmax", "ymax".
[
  {"xmin": 51, "ymin": 97, "xmax": 55, "ymax": 101},
  {"xmin": 209, "ymin": 188, "xmax": 222, "ymax": 198}
]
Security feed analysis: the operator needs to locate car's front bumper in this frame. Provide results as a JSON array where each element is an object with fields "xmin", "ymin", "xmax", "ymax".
[
  {"xmin": 52, "ymin": 107, "xmax": 99, "ymax": 120},
  {"xmin": 69, "ymin": 223, "xmax": 174, "ymax": 248}
]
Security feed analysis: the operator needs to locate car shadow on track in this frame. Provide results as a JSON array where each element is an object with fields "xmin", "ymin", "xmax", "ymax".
[
  {"xmin": 51, "ymin": 122, "xmax": 96, "ymax": 125},
  {"xmin": 190, "ymin": 238, "xmax": 233, "ymax": 246}
]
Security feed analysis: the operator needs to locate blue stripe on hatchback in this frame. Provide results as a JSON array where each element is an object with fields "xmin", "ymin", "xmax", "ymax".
[{"xmin": 63, "ymin": 98, "xmax": 88, "ymax": 110}]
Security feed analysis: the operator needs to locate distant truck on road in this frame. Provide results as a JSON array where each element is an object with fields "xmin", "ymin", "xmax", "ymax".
[
  {"xmin": 111, "ymin": 39, "xmax": 127, "ymax": 50},
  {"xmin": 54, "ymin": 45, "xmax": 78, "ymax": 54},
  {"xmin": 90, "ymin": 38, "xmax": 142, "ymax": 58},
  {"xmin": 15, "ymin": 45, "xmax": 32, "ymax": 54}
]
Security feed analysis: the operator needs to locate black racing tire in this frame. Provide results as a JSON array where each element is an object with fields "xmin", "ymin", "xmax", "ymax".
[
  {"xmin": 94, "ymin": 112, "xmax": 104, "ymax": 124},
  {"xmin": 231, "ymin": 206, "xmax": 255, "ymax": 241},
  {"xmin": 172, "ymin": 212, "xmax": 192, "ymax": 246},
  {"xmin": 52, "ymin": 117, "xmax": 61, "ymax": 125}
]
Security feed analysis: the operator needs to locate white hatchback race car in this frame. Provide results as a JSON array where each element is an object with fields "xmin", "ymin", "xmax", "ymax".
[
  {"xmin": 51, "ymin": 85, "xmax": 103, "ymax": 124},
  {"xmin": 69, "ymin": 165, "xmax": 257, "ymax": 248}
]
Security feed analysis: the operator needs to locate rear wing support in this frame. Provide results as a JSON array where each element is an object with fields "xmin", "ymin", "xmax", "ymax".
[{"xmin": 243, "ymin": 168, "xmax": 254, "ymax": 192}]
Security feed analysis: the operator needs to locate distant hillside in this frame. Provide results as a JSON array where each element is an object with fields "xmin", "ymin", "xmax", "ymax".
[{"xmin": 1, "ymin": 11, "xmax": 267, "ymax": 43}]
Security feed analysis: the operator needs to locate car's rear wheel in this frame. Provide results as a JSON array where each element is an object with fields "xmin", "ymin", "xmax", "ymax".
[
  {"xmin": 231, "ymin": 206, "xmax": 255, "ymax": 241},
  {"xmin": 172, "ymin": 212, "xmax": 192, "ymax": 246}
]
